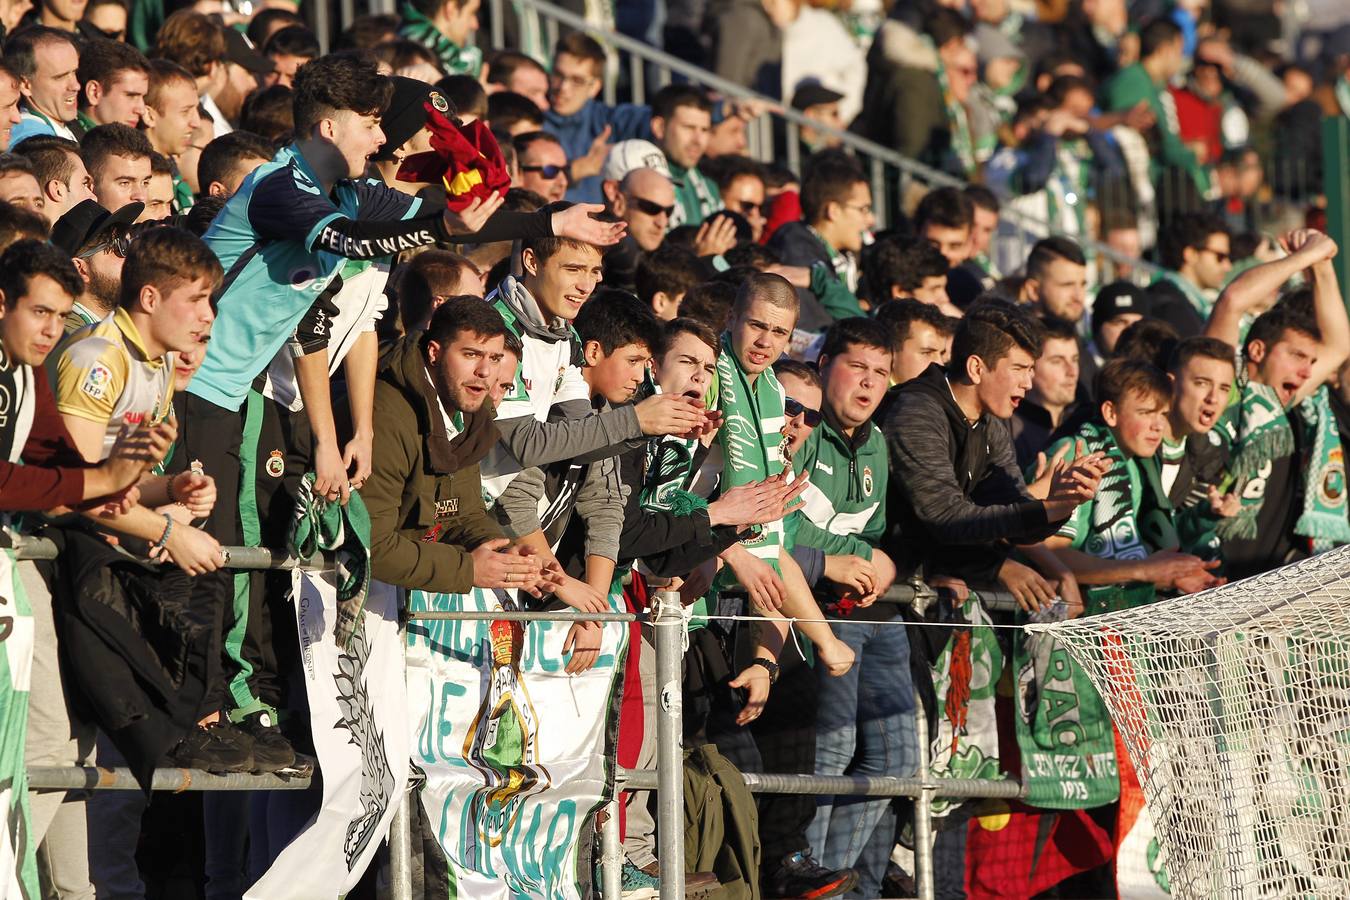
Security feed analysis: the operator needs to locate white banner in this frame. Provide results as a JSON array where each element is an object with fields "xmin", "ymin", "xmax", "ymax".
[
  {"xmin": 245, "ymin": 575, "xmax": 408, "ymax": 900},
  {"xmin": 0, "ymin": 552, "xmax": 34, "ymax": 900},
  {"xmin": 406, "ymin": 587, "xmax": 629, "ymax": 900}
]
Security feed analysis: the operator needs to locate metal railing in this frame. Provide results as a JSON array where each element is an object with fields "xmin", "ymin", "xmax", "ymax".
[
  {"xmin": 474, "ymin": 0, "xmax": 1160, "ymax": 280},
  {"xmin": 7, "ymin": 535, "xmax": 1025, "ymax": 900}
]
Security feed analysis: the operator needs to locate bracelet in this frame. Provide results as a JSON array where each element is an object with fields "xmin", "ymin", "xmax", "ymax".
[
  {"xmin": 153, "ymin": 513, "xmax": 174, "ymax": 552},
  {"xmin": 749, "ymin": 657, "xmax": 780, "ymax": 685}
]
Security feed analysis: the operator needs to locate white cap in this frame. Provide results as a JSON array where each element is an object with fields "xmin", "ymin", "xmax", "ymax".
[{"xmin": 601, "ymin": 139, "xmax": 676, "ymax": 183}]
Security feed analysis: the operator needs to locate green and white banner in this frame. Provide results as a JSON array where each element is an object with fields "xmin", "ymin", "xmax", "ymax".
[
  {"xmin": 0, "ymin": 551, "xmax": 36, "ymax": 900},
  {"xmin": 406, "ymin": 587, "xmax": 629, "ymax": 899}
]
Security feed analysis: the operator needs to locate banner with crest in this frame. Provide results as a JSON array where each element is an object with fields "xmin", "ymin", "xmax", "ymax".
[
  {"xmin": 405, "ymin": 586, "xmax": 628, "ymax": 900},
  {"xmin": 245, "ymin": 575, "xmax": 407, "ymax": 899}
]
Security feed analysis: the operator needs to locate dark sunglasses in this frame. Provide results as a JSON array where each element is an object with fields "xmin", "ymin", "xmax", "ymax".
[
  {"xmin": 1195, "ymin": 245, "xmax": 1231, "ymax": 263},
  {"xmin": 785, "ymin": 396, "xmax": 822, "ymax": 427},
  {"xmin": 521, "ymin": 164, "xmax": 566, "ymax": 180},
  {"xmin": 78, "ymin": 229, "xmax": 131, "ymax": 259},
  {"xmin": 627, "ymin": 194, "xmax": 676, "ymax": 218}
]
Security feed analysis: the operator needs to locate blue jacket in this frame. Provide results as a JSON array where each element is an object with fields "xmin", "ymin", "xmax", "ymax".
[{"xmin": 544, "ymin": 99, "xmax": 653, "ymax": 204}]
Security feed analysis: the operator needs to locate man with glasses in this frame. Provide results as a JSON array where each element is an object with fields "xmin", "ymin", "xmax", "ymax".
[
  {"xmin": 767, "ymin": 150, "xmax": 873, "ymax": 330},
  {"xmin": 49, "ymin": 197, "xmax": 139, "ymax": 333},
  {"xmin": 1148, "ymin": 211, "xmax": 1233, "ymax": 338},
  {"xmin": 515, "ymin": 130, "xmax": 569, "ymax": 203},
  {"xmin": 543, "ymin": 32, "xmax": 652, "ymax": 205}
]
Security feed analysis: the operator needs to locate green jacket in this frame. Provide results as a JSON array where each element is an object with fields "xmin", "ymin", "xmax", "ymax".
[
  {"xmin": 791, "ymin": 412, "xmax": 887, "ymax": 560},
  {"xmin": 668, "ymin": 161, "xmax": 722, "ymax": 227},
  {"xmin": 363, "ymin": 337, "xmax": 502, "ymax": 593},
  {"xmin": 1101, "ymin": 63, "xmax": 1207, "ymax": 192}
]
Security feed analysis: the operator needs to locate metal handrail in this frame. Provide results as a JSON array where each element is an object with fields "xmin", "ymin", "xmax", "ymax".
[{"xmin": 482, "ymin": 0, "xmax": 1161, "ymax": 278}]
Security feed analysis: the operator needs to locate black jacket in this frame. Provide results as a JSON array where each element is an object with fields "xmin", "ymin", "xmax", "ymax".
[
  {"xmin": 1009, "ymin": 386, "xmax": 1095, "ymax": 471},
  {"xmin": 881, "ymin": 364, "xmax": 1060, "ymax": 584},
  {"xmin": 45, "ymin": 527, "xmax": 212, "ymax": 792}
]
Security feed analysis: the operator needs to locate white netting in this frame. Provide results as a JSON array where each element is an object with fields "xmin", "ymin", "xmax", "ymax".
[{"xmin": 1032, "ymin": 546, "xmax": 1350, "ymax": 900}]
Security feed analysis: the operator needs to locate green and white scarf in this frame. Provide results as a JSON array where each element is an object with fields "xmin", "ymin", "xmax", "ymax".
[
  {"xmin": 712, "ymin": 331, "xmax": 787, "ymax": 588},
  {"xmin": 290, "ymin": 472, "xmax": 373, "ymax": 648},
  {"xmin": 637, "ymin": 379, "xmax": 704, "ymax": 515},
  {"xmin": 1153, "ymin": 269, "xmax": 1217, "ymax": 320},
  {"xmin": 1043, "ymin": 422, "xmax": 1177, "ymax": 583},
  {"xmin": 1217, "ymin": 381, "xmax": 1350, "ymax": 547},
  {"xmin": 934, "ymin": 52, "xmax": 975, "ymax": 176},
  {"xmin": 398, "ymin": 2, "xmax": 484, "ymax": 76}
]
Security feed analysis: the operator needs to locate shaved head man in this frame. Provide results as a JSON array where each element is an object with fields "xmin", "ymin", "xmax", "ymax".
[{"xmin": 605, "ymin": 167, "xmax": 675, "ymax": 252}]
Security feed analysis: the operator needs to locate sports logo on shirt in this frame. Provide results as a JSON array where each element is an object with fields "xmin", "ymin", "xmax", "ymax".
[
  {"xmin": 862, "ymin": 465, "xmax": 874, "ymax": 497},
  {"xmin": 81, "ymin": 364, "xmax": 112, "ymax": 401},
  {"xmin": 266, "ymin": 450, "xmax": 285, "ymax": 478}
]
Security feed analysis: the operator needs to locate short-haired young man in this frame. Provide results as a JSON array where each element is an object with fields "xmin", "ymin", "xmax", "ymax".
[
  {"xmin": 11, "ymin": 134, "xmax": 93, "ymax": 222},
  {"xmin": 865, "ymin": 234, "xmax": 952, "ymax": 310},
  {"xmin": 142, "ymin": 151, "xmax": 174, "ymax": 221},
  {"xmin": 397, "ymin": 249, "xmax": 483, "ymax": 334},
  {"xmin": 1149, "ymin": 211, "xmax": 1232, "ymax": 336},
  {"xmin": 874, "ymin": 297, "xmax": 955, "ymax": 386},
  {"xmin": 1204, "ymin": 228, "xmax": 1350, "ymax": 578},
  {"xmin": 80, "ymin": 123, "xmax": 152, "ymax": 211},
  {"xmin": 1034, "ymin": 359, "xmax": 1219, "ymax": 605},
  {"xmin": 5, "ymin": 26, "xmax": 80, "ymax": 146},
  {"xmin": 650, "ymin": 84, "xmax": 721, "ymax": 227},
  {"xmin": 542, "ymin": 32, "xmax": 653, "ymax": 204},
  {"xmin": 398, "ymin": 0, "xmax": 483, "ymax": 76},
  {"xmin": 1159, "ymin": 336, "xmax": 1236, "ymax": 556},
  {"xmin": 261, "ymin": 25, "xmax": 319, "ymax": 89},
  {"xmin": 793, "ymin": 318, "xmax": 910, "ymax": 900},
  {"xmin": 1024, "ymin": 235, "xmax": 1095, "ymax": 397},
  {"xmin": 194, "ymin": 130, "xmax": 272, "ymax": 199},
  {"xmin": 636, "ymin": 243, "xmax": 704, "ymax": 320},
  {"xmin": 141, "ymin": 59, "xmax": 200, "ymax": 212},
  {"xmin": 1090, "ymin": 280, "xmax": 1151, "ymax": 359},
  {"xmin": 0, "ymin": 152, "xmax": 43, "ymax": 214},
  {"xmin": 1010, "ymin": 316, "xmax": 1092, "ymax": 469},
  {"xmin": 515, "ymin": 130, "xmax": 569, "ymax": 203},
  {"xmin": 74, "ymin": 38, "xmax": 148, "ymax": 137},
  {"xmin": 49, "ymin": 197, "xmax": 139, "ymax": 333},
  {"xmin": 882, "ymin": 301, "xmax": 1108, "ymax": 611},
  {"xmin": 767, "ymin": 150, "xmax": 873, "ymax": 329},
  {"xmin": 964, "ymin": 184, "xmax": 1001, "ymax": 277},
  {"xmin": 486, "ymin": 50, "xmax": 548, "ymax": 110},
  {"xmin": 914, "ymin": 186, "xmax": 974, "ymax": 268}
]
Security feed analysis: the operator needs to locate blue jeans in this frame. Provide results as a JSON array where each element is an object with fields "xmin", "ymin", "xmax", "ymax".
[{"xmin": 806, "ymin": 614, "xmax": 918, "ymax": 898}]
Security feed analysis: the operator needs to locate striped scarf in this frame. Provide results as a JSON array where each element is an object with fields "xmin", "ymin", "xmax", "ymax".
[{"xmin": 398, "ymin": 2, "xmax": 484, "ymax": 77}]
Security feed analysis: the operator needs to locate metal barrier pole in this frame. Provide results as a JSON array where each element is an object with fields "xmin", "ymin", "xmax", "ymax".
[
  {"xmin": 913, "ymin": 689, "xmax": 935, "ymax": 900},
  {"xmin": 489, "ymin": 0, "xmax": 504, "ymax": 53},
  {"xmin": 653, "ymin": 591, "xmax": 685, "ymax": 900},
  {"xmin": 601, "ymin": 798, "xmax": 623, "ymax": 900},
  {"xmin": 389, "ymin": 789, "xmax": 413, "ymax": 900}
]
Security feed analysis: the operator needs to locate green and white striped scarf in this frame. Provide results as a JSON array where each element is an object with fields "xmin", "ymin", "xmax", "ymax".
[
  {"xmin": 1153, "ymin": 269, "xmax": 1217, "ymax": 320},
  {"xmin": 712, "ymin": 331, "xmax": 787, "ymax": 587},
  {"xmin": 398, "ymin": 2, "xmax": 484, "ymax": 77},
  {"xmin": 637, "ymin": 377, "xmax": 704, "ymax": 515}
]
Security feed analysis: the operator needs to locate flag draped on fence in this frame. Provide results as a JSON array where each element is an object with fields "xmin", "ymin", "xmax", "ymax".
[
  {"xmin": 405, "ymin": 586, "xmax": 629, "ymax": 900},
  {"xmin": 0, "ymin": 551, "xmax": 35, "ymax": 900},
  {"xmin": 245, "ymin": 575, "xmax": 408, "ymax": 900}
]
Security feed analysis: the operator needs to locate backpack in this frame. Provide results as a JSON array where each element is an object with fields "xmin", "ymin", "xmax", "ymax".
[{"xmin": 683, "ymin": 744, "xmax": 761, "ymax": 900}]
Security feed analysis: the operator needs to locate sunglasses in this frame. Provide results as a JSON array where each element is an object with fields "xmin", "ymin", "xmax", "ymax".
[
  {"xmin": 78, "ymin": 229, "xmax": 131, "ymax": 259},
  {"xmin": 1196, "ymin": 245, "xmax": 1232, "ymax": 263},
  {"xmin": 627, "ymin": 194, "xmax": 676, "ymax": 218},
  {"xmin": 521, "ymin": 164, "xmax": 566, "ymax": 180},
  {"xmin": 784, "ymin": 396, "xmax": 822, "ymax": 427}
]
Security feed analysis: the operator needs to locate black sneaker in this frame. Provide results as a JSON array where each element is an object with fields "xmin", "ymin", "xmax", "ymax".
[
  {"xmin": 168, "ymin": 721, "xmax": 253, "ymax": 773},
  {"xmin": 880, "ymin": 861, "xmax": 915, "ymax": 898},
  {"xmin": 763, "ymin": 850, "xmax": 858, "ymax": 900},
  {"xmin": 235, "ymin": 712, "xmax": 296, "ymax": 774}
]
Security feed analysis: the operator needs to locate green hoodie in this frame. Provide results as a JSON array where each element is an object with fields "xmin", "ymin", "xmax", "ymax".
[{"xmin": 791, "ymin": 412, "xmax": 888, "ymax": 560}]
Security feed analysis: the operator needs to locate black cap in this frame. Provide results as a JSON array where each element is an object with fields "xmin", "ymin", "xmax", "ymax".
[
  {"xmin": 224, "ymin": 28, "xmax": 276, "ymax": 76},
  {"xmin": 790, "ymin": 82, "xmax": 845, "ymax": 111},
  {"xmin": 51, "ymin": 200, "xmax": 144, "ymax": 256},
  {"xmin": 1092, "ymin": 280, "xmax": 1152, "ymax": 334},
  {"xmin": 374, "ymin": 77, "xmax": 453, "ymax": 162}
]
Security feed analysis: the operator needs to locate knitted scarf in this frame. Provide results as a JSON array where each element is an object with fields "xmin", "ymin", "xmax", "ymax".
[
  {"xmin": 712, "ymin": 331, "xmax": 787, "ymax": 588},
  {"xmin": 398, "ymin": 2, "xmax": 484, "ymax": 76},
  {"xmin": 290, "ymin": 472, "xmax": 372, "ymax": 648},
  {"xmin": 1293, "ymin": 387, "xmax": 1350, "ymax": 551},
  {"xmin": 933, "ymin": 48, "xmax": 975, "ymax": 176},
  {"xmin": 1216, "ymin": 380, "xmax": 1294, "ymax": 541},
  {"xmin": 637, "ymin": 378, "xmax": 704, "ymax": 516}
]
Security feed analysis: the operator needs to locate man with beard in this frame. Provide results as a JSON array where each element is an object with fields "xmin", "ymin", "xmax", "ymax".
[
  {"xmin": 1023, "ymin": 236, "xmax": 1095, "ymax": 398},
  {"xmin": 49, "ymin": 197, "xmax": 140, "ymax": 333},
  {"xmin": 1010, "ymin": 316, "xmax": 1092, "ymax": 469}
]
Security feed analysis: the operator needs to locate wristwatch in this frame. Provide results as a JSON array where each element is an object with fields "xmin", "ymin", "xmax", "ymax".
[{"xmin": 749, "ymin": 657, "xmax": 780, "ymax": 684}]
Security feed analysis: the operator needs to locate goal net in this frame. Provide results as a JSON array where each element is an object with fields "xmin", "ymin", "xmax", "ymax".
[{"xmin": 1031, "ymin": 547, "xmax": 1350, "ymax": 899}]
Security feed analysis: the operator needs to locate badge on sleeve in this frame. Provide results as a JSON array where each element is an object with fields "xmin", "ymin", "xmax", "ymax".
[{"xmin": 81, "ymin": 364, "xmax": 112, "ymax": 401}]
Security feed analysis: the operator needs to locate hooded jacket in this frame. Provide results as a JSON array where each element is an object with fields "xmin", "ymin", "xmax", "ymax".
[
  {"xmin": 363, "ymin": 336, "xmax": 503, "ymax": 594},
  {"xmin": 483, "ymin": 276, "xmax": 645, "ymax": 499},
  {"xmin": 881, "ymin": 363, "xmax": 1059, "ymax": 584}
]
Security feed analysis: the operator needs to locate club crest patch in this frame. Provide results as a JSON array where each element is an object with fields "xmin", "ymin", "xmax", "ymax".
[
  {"xmin": 862, "ymin": 465, "xmax": 874, "ymax": 497},
  {"xmin": 430, "ymin": 91, "xmax": 449, "ymax": 113},
  {"xmin": 81, "ymin": 364, "xmax": 112, "ymax": 401},
  {"xmin": 266, "ymin": 450, "xmax": 285, "ymax": 478}
]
